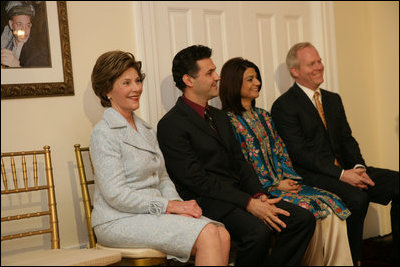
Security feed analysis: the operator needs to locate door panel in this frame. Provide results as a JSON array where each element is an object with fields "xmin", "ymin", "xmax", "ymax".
[
  {"xmin": 134, "ymin": 1, "xmax": 337, "ymax": 127},
  {"xmin": 240, "ymin": 1, "xmax": 312, "ymax": 110}
]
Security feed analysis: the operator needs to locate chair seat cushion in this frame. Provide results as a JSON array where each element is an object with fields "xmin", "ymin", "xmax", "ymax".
[
  {"xmin": 96, "ymin": 244, "xmax": 166, "ymax": 258},
  {"xmin": 1, "ymin": 248, "xmax": 121, "ymax": 266}
]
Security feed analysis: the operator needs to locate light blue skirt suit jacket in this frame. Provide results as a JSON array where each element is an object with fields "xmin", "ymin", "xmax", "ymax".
[{"xmin": 90, "ymin": 108, "xmax": 218, "ymax": 262}]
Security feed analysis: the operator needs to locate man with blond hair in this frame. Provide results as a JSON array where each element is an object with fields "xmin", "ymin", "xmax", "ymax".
[{"xmin": 272, "ymin": 42, "xmax": 399, "ymax": 265}]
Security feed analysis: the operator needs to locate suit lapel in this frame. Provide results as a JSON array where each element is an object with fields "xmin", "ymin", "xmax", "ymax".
[
  {"xmin": 209, "ymin": 107, "xmax": 232, "ymax": 149},
  {"xmin": 103, "ymin": 108, "xmax": 157, "ymax": 154},
  {"xmin": 294, "ymin": 86, "xmax": 338, "ymax": 152},
  {"xmin": 320, "ymin": 89, "xmax": 337, "ymax": 144},
  {"xmin": 291, "ymin": 84, "xmax": 339, "ymax": 161},
  {"xmin": 320, "ymin": 89, "xmax": 333, "ymax": 128},
  {"xmin": 123, "ymin": 117, "xmax": 157, "ymax": 154},
  {"xmin": 176, "ymin": 98, "xmax": 226, "ymax": 146},
  {"xmin": 292, "ymin": 85, "xmax": 325, "ymax": 128}
]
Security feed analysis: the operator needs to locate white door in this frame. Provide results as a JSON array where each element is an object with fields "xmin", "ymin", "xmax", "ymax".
[
  {"xmin": 239, "ymin": 1, "xmax": 314, "ymax": 110},
  {"xmin": 153, "ymin": 1, "xmax": 244, "ymax": 112},
  {"xmin": 134, "ymin": 1, "xmax": 337, "ymax": 128}
]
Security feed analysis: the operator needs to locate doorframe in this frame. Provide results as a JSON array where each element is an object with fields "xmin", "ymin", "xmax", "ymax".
[
  {"xmin": 310, "ymin": 1, "xmax": 339, "ymax": 95},
  {"xmin": 134, "ymin": 1, "xmax": 159, "ymax": 125},
  {"xmin": 133, "ymin": 1, "xmax": 339, "ymax": 127}
]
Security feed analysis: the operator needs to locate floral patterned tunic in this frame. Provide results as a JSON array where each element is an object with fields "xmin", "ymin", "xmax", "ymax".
[{"xmin": 227, "ymin": 107, "xmax": 350, "ymax": 220}]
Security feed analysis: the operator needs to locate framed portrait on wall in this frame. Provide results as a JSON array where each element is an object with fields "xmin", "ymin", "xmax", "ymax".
[{"xmin": 1, "ymin": 1, "xmax": 74, "ymax": 99}]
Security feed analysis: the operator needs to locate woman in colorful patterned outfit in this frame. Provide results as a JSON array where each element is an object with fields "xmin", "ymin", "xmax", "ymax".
[{"xmin": 219, "ymin": 57, "xmax": 353, "ymax": 266}]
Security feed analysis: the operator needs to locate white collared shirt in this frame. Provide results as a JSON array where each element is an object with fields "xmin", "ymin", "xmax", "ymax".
[{"xmin": 296, "ymin": 82, "xmax": 322, "ymax": 107}]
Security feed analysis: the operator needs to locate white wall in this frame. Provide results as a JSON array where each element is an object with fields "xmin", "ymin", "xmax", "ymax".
[
  {"xmin": 334, "ymin": 1, "xmax": 399, "ymax": 171},
  {"xmin": 334, "ymin": 1, "xmax": 398, "ymax": 237},
  {"xmin": 1, "ymin": 1, "xmax": 138, "ymax": 250}
]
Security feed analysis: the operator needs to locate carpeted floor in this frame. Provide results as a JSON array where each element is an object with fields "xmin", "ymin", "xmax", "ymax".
[
  {"xmin": 361, "ymin": 234, "xmax": 394, "ymax": 266},
  {"xmin": 168, "ymin": 234, "xmax": 395, "ymax": 266}
]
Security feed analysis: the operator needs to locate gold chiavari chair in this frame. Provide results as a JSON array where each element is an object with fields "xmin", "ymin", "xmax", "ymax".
[
  {"xmin": 1, "ymin": 145, "xmax": 122, "ymax": 266},
  {"xmin": 74, "ymin": 144, "xmax": 167, "ymax": 266}
]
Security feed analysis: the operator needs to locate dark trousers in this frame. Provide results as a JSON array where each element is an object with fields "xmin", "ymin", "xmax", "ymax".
[
  {"xmin": 221, "ymin": 200, "xmax": 315, "ymax": 266},
  {"xmin": 301, "ymin": 166, "xmax": 399, "ymax": 263}
]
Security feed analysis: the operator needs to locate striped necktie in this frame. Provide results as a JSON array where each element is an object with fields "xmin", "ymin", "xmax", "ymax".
[
  {"xmin": 314, "ymin": 91, "xmax": 341, "ymax": 167},
  {"xmin": 204, "ymin": 109, "xmax": 217, "ymax": 132},
  {"xmin": 314, "ymin": 91, "xmax": 327, "ymax": 129}
]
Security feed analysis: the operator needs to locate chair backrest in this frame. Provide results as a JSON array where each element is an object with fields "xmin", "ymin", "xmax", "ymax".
[
  {"xmin": 74, "ymin": 144, "xmax": 96, "ymax": 248},
  {"xmin": 74, "ymin": 144, "xmax": 168, "ymax": 266},
  {"xmin": 1, "ymin": 145, "xmax": 60, "ymax": 249}
]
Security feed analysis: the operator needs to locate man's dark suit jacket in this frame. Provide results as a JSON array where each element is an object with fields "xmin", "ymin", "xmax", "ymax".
[
  {"xmin": 271, "ymin": 83, "xmax": 365, "ymax": 180},
  {"xmin": 19, "ymin": 35, "xmax": 51, "ymax": 67},
  {"xmin": 157, "ymin": 97, "xmax": 264, "ymax": 220},
  {"xmin": 271, "ymin": 83, "xmax": 399, "ymax": 264}
]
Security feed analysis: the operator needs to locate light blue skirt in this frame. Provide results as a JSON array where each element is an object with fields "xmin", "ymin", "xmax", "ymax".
[{"xmin": 94, "ymin": 214, "xmax": 222, "ymax": 262}]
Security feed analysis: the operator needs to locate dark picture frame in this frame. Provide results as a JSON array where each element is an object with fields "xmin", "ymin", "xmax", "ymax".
[{"xmin": 1, "ymin": 1, "xmax": 74, "ymax": 99}]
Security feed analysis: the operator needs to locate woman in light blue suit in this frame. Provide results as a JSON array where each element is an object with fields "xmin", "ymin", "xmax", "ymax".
[{"xmin": 90, "ymin": 50, "xmax": 230, "ymax": 265}]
